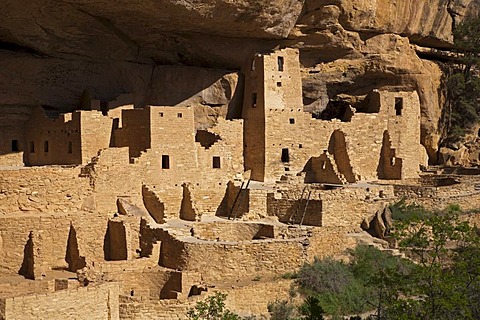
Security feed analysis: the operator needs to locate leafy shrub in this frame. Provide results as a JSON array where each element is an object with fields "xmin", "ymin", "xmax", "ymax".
[
  {"xmin": 268, "ymin": 300, "xmax": 298, "ymax": 320},
  {"xmin": 389, "ymin": 199, "xmax": 431, "ymax": 223},
  {"xmin": 295, "ymin": 258, "xmax": 353, "ymax": 295},
  {"xmin": 298, "ymin": 296, "xmax": 324, "ymax": 320},
  {"xmin": 294, "ymin": 246, "xmax": 416, "ymax": 318},
  {"xmin": 187, "ymin": 292, "xmax": 240, "ymax": 320}
]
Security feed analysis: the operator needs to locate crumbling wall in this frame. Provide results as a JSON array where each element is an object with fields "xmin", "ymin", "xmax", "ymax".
[
  {"xmin": 270, "ymin": 185, "xmax": 394, "ymax": 229},
  {"xmin": 0, "ymin": 166, "xmax": 92, "ymax": 213},
  {"xmin": 267, "ymin": 193, "xmax": 322, "ymax": 226},
  {"xmin": 309, "ymin": 152, "xmax": 345, "ymax": 184},
  {"xmin": 0, "ymin": 282, "xmax": 119, "ymax": 320},
  {"xmin": 0, "ymin": 212, "xmax": 108, "ymax": 276},
  {"xmin": 104, "ymin": 219, "xmax": 129, "ymax": 261},
  {"xmin": 0, "ymin": 107, "xmax": 30, "ymax": 167},
  {"xmin": 24, "ymin": 108, "xmax": 82, "ymax": 166},
  {"xmin": 79, "ymin": 111, "xmax": 113, "ymax": 164},
  {"xmin": 85, "ymin": 147, "xmax": 144, "ymax": 214},
  {"xmin": 393, "ymin": 180, "xmax": 480, "ymax": 211},
  {"xmin": 179, "ymin": 184, "xmax": 197, "ymax": 221},
  {"xmin": 116, "ymin": 108, "xmax": 151, "ymax": 158},
  {"xmin": 319, "ymin": 187, "xmax": 390, "ymax": 228},
  {"xmin": 243, "ymin": 48, "xmax": 421, "ymax": 182},
  {"xmin": 377, "ymin": 130, "xmax": 402, "ymax": 179},
  {"xmin": 91, "ymin": 260, "xmax": 170, "ymax": 299},
  {"xmin": 119, "ymin": 280, "xmax": 292, "ymax": 320},
  {"xmin": 196, "ymin": 118, "xmax": 244, "ymax": 182}
]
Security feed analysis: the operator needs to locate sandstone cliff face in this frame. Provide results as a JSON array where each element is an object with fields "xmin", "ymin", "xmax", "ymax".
[{"xmin": 0, "ymin": 0, "xmax": 478, "ymax": 162}]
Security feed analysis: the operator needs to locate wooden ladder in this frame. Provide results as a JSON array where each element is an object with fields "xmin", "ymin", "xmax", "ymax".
[
  {"xmin": 290, "ymin": 186, "xmax": 307, "ymax": 224},
  {"xmin": 299, "ymin": 190, "xmax": 312, "ymax": 226},
  {"xmin": 228, "ymin": 179, "xmax": 251, "ymax": 220}
]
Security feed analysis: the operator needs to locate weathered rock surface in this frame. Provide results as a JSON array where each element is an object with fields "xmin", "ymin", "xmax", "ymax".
[
  {"xmin": 361, "ymin": 205, "xmax": 393, "ymax": 240},
  {"xmin": 1, "ymin": 0, "xmax": 479, "ymax": 161}
]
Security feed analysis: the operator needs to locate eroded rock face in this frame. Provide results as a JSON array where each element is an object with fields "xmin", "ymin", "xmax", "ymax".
[{"xmin": 0, "ymin": 0, "xmax": 478, "ymax": 162}]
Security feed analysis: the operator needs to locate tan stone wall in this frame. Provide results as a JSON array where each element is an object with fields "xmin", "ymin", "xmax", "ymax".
[
  {"xmin": 0, "ymin": 212, "xmax": 108, "ymax": 275},
  {"xmin": 306, "ymin": 227, "xmax": 359, "ymax": 260},
  {"xmin": 0, "ymin": 152, "xmax": 24, "ymax": 167},
  {"xmin": 381, "ymin": 90, "xmax": 421, "ymax": 179},
  {"xmin": 0, "ymin": 166, "xmax": 92, "ymax": 214},
  {"xmin": 0, "ymin": 107, "xmax": 30, "ymax": 167},
  {"xmin": 319, "ymin": 187, "xmax": 390, "ymax": 228},
  {"xmin": 192, "ymin": 221, "xmax": 274, "ymax": 242},
  {"xmin": 116, "ymin": 108, "xmax": 151, "ymax": 158},
  {"xmin": 79, "ymin": 110, "xmax": 113, "ymax": 164},
  {"xmin": 119, "ymin": 280, "xmax": 292, "ymax": 320},
  {"xmin": 84, "ymin": 147, "xmax": 145, "ymax": 214},
  {"xmin": 196, "ymin": 118, "xmax": 244, "ymax": 183},
  {"xmin": 166, "ymin": 238, "xmax": 305, "ymax": 282},
  {"xmin": 267, "ymin": 193, "xmax": 323, "ymax": 226},
  {"xmin": 393, "ymin": 181, "xmax": 480, "ymax": 211},
  {"xmin": 24, "ymin": 108, "xmax": 83, "ymax": 165},
  {"xmin": 243, "ymin": 49, "xmax": 421, "ymax": 182},
  {"xmin": 92, "ymin": 260, "xmax": 170, "ymax": 299},
  {"xmin": 243, "ymin": 52, "xmax": 266, "ymax": 181},
  {"xmin": 268, "ymin": 185, "xmax": 394, "ymax": 229},
  {"xmin": 1, "ymin": 282, "xmax": 119, "ymax": 320}
]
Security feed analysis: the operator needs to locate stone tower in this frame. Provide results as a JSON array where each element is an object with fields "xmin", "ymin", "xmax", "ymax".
[{"xmin": 242, "ymin": 48, "xmax": 302, "ymax": 181}]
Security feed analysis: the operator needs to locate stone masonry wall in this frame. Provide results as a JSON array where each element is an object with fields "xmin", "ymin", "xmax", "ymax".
[
  {"xmin": 0, "ymin": 212, "xmax": 108, "ymax": 275},
  {"xmin": 24, "ymin": 108, "xmax": 82, "ymax": 166},
  {"xmin": 393, "ymin": 181, "xmax": 480, "ymax": 211},
  {"xmin": 1, "ymin": 282, "xmax": 119, "ymax": 320},
  {"xmin": 243, "ymin": 49, "xmax": 421, "ymax": 182},
  {"xmin": 0, "ymin": 166, "xmax": 92, "ymax": 214},
  {"xmin": 166, "ymin": 238, "xmax": 305, "ymax": 282},
  {"xmin": 269, "ymin": 185, "xmax": 393, "ymax": 229},
  {"xmin": 119, "ymin": 280, "xmax": 292, "ymax": 320}
]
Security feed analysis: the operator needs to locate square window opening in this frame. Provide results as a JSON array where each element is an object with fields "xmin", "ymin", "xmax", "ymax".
[
  {"xmin": 281, "ymin": 148, "xmax": 290, "ymax": 163},
  {"xmin": 29, "ymin": 141, "xmax": 35, "ymax": 153},
  {"xmin": 161, "ymin": 155, "xmax": 170, "ymax": 169},
  {"xmin": 11, "ymin": 140, "xmax": 19, "ymax": 152},
  {"xmin": 177, "ymin": 113, "xmax": 183, "ymax": 118},
  {"xmin": 289, "ymin": 118, "xmax": 295, "ymax": 124},
  {"xmin": 213, "ymin": 156, "xmax": 221, "ymax": 169},
  {"xmin": 277, "ymin": 81, "xmax": 282, "ymax": 87},
  {"xmin": 159, "ymin": 112, "xmax": 164, "ymax": 117},
  {"xmin": 395, "ymin": 97, "xmax": 403, "ymax": 116}
]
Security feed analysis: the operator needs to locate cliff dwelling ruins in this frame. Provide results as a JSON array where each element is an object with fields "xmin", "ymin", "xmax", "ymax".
[{"xmin": 0, "ymin": 47, "xmax": 479, "ymax": 319}]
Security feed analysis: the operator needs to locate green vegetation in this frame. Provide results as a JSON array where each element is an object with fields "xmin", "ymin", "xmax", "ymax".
[
  {"xmin": 292, "ymin": 245, "xmax": 414, "ymax": 319},
  {"xmin": 275, "ymin": 203, "xmax": 480, "ymax": 320},
  {"xmin": 190, "ymin": 204, "xmax": 480, "ymax": 320},
  {"xmin": 187, "ymin": 292, "xmax": 241, "ymax": 320},
  {"xmin": 443, "ymin": 15, "xmax": 480, "ymax": 143},
  {"xmin": 389, "ymin": 198, "xmax": 431, "ymax": 222}
]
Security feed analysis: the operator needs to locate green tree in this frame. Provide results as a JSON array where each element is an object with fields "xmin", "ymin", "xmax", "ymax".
[
  {"xmin": 298, "ymin": 296, "xmax": 324, "ymax": 320},
  {"xmin": 390, "ymin": 205, "xmax": 480, "ymax": 319},
  {"xmin": 268, "ymin": 299, "xmax": 299, "ymax": 320},
  {"xmin": 187, "ymin": 292, "xmax": 240, "ymax": 320},
  {"xmin": 442, "ymin": 14, "xmax": 480, "ymax": 143}
]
